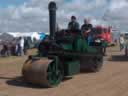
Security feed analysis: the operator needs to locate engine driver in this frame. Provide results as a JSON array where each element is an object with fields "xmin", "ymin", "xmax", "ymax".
[{"xmin": 81, "ymin": 19, "xmax": 93, "ymax": 45}]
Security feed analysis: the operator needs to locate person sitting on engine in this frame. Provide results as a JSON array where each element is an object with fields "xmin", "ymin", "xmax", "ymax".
[
  {"xmin": 68, "ymin": 16, "xmax": 80, "ymax": 32},
  {"xmin": 81, "ymin": 19, "xmax": 93, "ymax": 45}
]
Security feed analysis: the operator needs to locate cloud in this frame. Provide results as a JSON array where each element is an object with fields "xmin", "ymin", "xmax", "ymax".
[
  {"xmin": 109, "ymin": 0, "xmax": 128, "ymax": 11},
  {"xmin": 104, "ymin": 0, "xmax": 128, "ymax": 31},
  {"xmin": 0, "ymin": 0, "xmax": 127, "ymax": 32}
]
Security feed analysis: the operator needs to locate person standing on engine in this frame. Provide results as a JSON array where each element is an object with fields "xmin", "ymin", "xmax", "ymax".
[
  {"xmin": 68, "ymin": 16, "xmax": 80, "ymax": 31},
  {"xmin": 81, "ymin": 19, "xmax": 93, "ymax": 45}
]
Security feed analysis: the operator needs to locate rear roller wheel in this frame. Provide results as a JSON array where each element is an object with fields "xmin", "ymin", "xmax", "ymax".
[
  {"xmin": 90, "ymin": 56, "xmax": 103, "ymax": 72},
  {"xmin": 80, "ymin": 55, "xmax": 103, "ymax": 72}
]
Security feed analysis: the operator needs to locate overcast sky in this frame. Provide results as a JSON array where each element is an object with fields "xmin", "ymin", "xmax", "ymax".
[{"xmin": 0, "ymin": 0, "xmax": 127, "ymax": 32}]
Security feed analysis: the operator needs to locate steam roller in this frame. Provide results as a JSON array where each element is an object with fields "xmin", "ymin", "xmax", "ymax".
[{"xmin": 22, "ymin": 1, "xmax": 104, "ymax": 87}]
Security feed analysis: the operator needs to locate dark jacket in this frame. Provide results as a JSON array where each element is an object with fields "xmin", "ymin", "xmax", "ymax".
[
  {"xmin": 81, "ymin": 24, "xmax": 93, "ymax": 32},
  {"xmin": 68, "ymin": 21, "xmax": 80, "ymax": 31},
  {"xmin": 81, "ymin": 24, "xmax": 93, "ymax": 45}
]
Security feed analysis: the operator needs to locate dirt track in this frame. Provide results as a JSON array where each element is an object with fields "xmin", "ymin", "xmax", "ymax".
[{"xmin": 0, "ymin": 46, "xmax": 128, "ymax": 96}]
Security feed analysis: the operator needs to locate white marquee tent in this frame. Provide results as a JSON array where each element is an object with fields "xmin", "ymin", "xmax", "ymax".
[{"xmin": 7, "ymin": 32, "xmax": 40, "ymax": 40}]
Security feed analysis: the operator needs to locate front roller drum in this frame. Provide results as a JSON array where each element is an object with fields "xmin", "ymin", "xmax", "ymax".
[{"xmin": 22, "ymin": 57, "xmax": 63, "ymax": 87}]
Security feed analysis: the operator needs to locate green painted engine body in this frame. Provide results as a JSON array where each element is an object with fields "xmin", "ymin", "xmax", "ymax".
[
  {"xmin": 61, "ymin": 35, "xmax": 97, "ymax": 53},
  {"xmin": 46, "ymin": 34, "xmax": 102, "ymax": 76}
]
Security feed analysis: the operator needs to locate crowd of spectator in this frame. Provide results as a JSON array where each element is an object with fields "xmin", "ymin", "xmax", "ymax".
[{"xmin": 0, "ymin": 37, "xmax": 38, "ymax": 57}]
